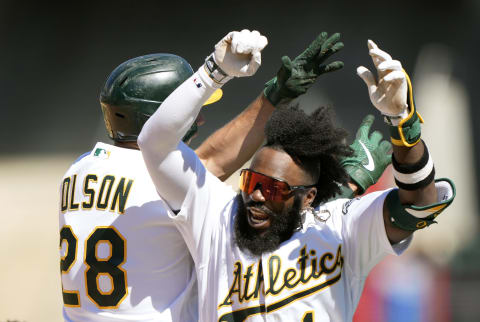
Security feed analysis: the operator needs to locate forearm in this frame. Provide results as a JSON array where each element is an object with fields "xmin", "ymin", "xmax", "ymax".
[
  {"xmin": 383, "ymin": 141, "xmax": 438, "ymax": 243},
  {"xmin": 138, "ymin": 67, "xmax": 219, "ymax": 208},
  {"xmin": 196, "ymin": 93, "xmax": 275, "ymax": 181},
  {"xmin": 138, "ymin": 67, "xmax": 219, "ymax": 157},
  {"xmin": 394, "ymin": 142, "xmax": 437, "ymax": 205}
]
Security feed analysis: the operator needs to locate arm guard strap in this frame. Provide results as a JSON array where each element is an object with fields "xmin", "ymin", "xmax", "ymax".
[{"xmin": 386, "ymin": 178, "xmax": 456, "ymax": 231}]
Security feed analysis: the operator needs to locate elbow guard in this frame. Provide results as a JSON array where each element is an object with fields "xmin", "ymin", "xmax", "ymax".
[{"xmin": 386, "ymin": 178, "xmax": 456, "ymax": 231}]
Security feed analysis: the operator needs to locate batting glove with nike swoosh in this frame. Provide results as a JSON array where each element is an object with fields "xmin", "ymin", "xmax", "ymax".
[
  {"xmin": 340, "ymin": 114, "xmax": 392, "ymax": 194},
  {"xmin": 203, "ymin": 29, "xmax": 268, "ymax": 85}
]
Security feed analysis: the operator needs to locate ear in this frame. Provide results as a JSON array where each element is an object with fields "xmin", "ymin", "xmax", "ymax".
[{"xmin": 302, "ymin": 187, "xmax": 317, "ymax": 208}]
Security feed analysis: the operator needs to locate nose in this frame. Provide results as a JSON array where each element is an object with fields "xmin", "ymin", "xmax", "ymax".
[{"xmin": 250, "ymin": 188, "xmax": 266, "ymax": 203}]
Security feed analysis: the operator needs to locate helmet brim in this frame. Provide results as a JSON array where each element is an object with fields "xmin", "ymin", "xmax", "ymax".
[{"xmin": 203, "ymin": 89, "xmax": 223, "ymax": 106}]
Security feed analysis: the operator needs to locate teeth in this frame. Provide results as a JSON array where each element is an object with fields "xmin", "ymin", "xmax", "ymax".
[{"xmin": 248, "ymin": 208, "xmax": 269, "ymax": 222}]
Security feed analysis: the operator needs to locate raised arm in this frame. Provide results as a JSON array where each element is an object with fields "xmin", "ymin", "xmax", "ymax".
[
  {"xmin": 138, "ymin": 30, "xmax": 267, "ymax": 209},
  {"xmin": 357, "ymin": 40, "xmax": 455, "ymax": 244},
  {"xmin": 196, "ymin": 32, "xmax": 344, "ymax": 180}
]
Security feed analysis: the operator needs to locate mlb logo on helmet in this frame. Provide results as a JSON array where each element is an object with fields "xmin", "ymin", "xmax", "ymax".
[{"xmin": 94, "ymin": 148, "xmax": 110, "ymax": 159}]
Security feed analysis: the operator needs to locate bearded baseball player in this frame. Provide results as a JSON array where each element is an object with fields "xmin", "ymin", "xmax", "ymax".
[
  {"xmin": 58, "ymin": 28, "xmax": 392, "ymax": 321},
  {"xmin": 138, "ymin": 34, "xmax": 456, "ymax": 322}
]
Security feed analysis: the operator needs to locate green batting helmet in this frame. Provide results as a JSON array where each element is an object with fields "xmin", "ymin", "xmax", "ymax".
[{"xmin": 100, "ymin": 53, "xmax": 216, "ymax": 143}]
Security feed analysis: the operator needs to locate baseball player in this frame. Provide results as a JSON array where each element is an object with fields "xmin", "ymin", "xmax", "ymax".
[
  {"xmin": 138, "ymin": 34, "xmax": 456, "ymax": 322},
  {"xmin": 58, "ymin": 30, "xmax": 268, "ymax": 321},
  {"xmin": 58, "ymin": 29, "xmax": 390, "ymax": 321}
]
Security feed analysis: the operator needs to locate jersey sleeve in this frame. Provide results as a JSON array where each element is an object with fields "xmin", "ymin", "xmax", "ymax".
[
  {"xmin": 167, "ymin": 143, "xmax": 236, "ymax": 266},
  {"xmin": 336, "ymin": 189, "xmax": 412, "ymax": 278},
  {"xmin": 138, "ymin": 67, "xmax": 220, "ymax": 210}
]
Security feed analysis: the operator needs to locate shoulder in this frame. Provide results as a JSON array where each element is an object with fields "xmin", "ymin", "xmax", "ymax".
[{"xmin": 73, "ymin": 151, "xmax": 91, "ymax": 165}]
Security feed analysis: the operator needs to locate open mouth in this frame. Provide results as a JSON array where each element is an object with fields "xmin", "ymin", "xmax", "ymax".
[{"xmin": 247, "ymin": 207, "xmax": 271, "ymax": 230}]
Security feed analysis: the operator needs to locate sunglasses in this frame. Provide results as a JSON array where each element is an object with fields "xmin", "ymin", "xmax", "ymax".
[{"xmin": 239, "ymin": 169, "xmax": 315, "ymax": 202}]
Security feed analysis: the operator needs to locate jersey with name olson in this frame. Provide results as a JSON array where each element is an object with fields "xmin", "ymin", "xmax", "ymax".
[
  {"xmin": 171, "ymin": 153, "xmax": 410, "ymax": 322},
  {"xmin": 59, "ymin": 142, "xmax": 197, "ymax": 322}
]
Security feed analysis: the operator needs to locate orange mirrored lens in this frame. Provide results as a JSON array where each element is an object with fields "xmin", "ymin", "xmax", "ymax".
[{"xmin": 239, "ymin": 169, "xmax": 292, "ymax": 202}]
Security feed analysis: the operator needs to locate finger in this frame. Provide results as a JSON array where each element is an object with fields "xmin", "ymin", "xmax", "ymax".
[
  {"xmin": 384, "ymin": 153, "xmax": 393, "ymax": 165},
  {"xmin": 281, "ymin": 55, "xmax": 293, "ymax": 71},
  {"xmin": 246, "ymin": 53, "xmax": 261, "ymax": 76},
  {"xmin": 369, "ymin": 130, "xmax": 383, "ymax": 146},
  {"xmin": 232, "ymin": 29, "xmax": 252, "ymax": 54},
  {"xmin": 367, "ymin": 39, "xmax": 378, "ymax": 51},
  {"xmin": 296, "ymin": 78, "xmax": 317, "ymax": 86},
  {"xmin": 383, "ymin": 70, "xmax": 405, "ymax": 83},
  {"xmin": 356, "ymin": 114, "xmax": 374, "ymax": 139},
  {"xmin": 229, "ymin": 31, "xmax": 240, "ymax": 53},
  {"xmin": 256, "ymin": 34, "xmax": 268, "ymax": 51},
  {"xmin": 317, "ymin": 42, "xmax": 344, "ymax": 63},
  {"xmin": 319, "ymin": 61, "xmax": 344, "ymax": 73},
  {"xmin": 369, "ymin": 48, "xmax": 393, "ymax": 65},
  {"xmin": 223, "ymin": 31, "xmax": 235, "ymax": 43},
  {"xmin": 357, "ymin": 66, "xmax": 377, "ymax": 88},
  {"xmin": 378, "ymin": 60, "xmax": 402, "ymax": 72},
  {"xmin": 251, "ymin": 50, "xmax": 262, "ymax": 66},
  {"xmin": 301, "ymin": 32, "xmax": 328, "ymax": 60},
  {"xmin": 278, "ymin": 56, "xmax": 293, "ymax": 81},
  {"xmin": 379, "ymin": 140, "xmax": 393, "ymax": 154},
  {"xmin": 321, "ymin": 33, "xmax": 341, "ymax": 54}
]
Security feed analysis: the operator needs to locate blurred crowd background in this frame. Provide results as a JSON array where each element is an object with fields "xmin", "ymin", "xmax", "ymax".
[{"xmin": 1, "ymin": 1, "xmax": 479, "ymax": 321}]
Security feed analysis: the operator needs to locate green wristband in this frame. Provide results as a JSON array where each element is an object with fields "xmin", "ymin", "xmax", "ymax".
[{"xmin": 388, "ymin": 71, "xmax": 424, "ymax": 147}]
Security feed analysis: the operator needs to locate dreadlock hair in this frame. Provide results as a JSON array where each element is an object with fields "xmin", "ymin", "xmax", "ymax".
[{"xmin": 264, "ymin": 105, "xmax": 353, "ymax": 207}]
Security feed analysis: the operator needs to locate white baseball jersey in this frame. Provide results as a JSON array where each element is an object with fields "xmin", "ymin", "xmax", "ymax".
[
  {"xmin": 169, "ymin": 149, "xmax": 411, "ymax": 322},
  {"xmin": 59, "ymin": 142, "xmax": 197, "ymax": 321}
]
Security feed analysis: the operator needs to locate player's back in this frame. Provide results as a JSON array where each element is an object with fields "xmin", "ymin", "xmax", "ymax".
[{"xmin": 59, "ymin": 142, "xmax": 197, "ymax": 322}]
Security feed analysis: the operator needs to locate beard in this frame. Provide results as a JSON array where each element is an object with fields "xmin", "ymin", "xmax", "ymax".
[{"xmin": 233, "ymin": 193, "xmax": 303, "ymax": 257}]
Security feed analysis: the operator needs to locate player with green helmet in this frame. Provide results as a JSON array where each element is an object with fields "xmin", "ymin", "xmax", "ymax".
[
  {"xmin": 100, "ymin": 53, "xmax": 222, "ymax": 144},
  {"xmin": 59, "ymin": 29, "xmax": 394, "ymax": 321}
]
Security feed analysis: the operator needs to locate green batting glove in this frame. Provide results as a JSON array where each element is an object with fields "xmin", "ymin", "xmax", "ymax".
[
  {"xmin": 264, "ymin": 32, "xmax": 344, "ymax": 107},
  {"xmin": 340, "ymin": 114, "xmax": 392, "ymax": 194}
]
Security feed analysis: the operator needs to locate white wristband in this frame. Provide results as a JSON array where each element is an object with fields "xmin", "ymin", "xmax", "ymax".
[{"xmin": 202, "ymin": 54, "xmax": 233, "ymax": 86}]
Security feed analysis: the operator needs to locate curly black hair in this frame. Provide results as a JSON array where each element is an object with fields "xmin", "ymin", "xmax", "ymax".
[{"xmin": 264, "ymin": 105, "xmax": 353, "ymax": 207}]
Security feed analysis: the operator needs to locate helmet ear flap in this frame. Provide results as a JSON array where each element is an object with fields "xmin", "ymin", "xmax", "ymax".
[
  {"xmin": 100, "ymin": 103, "xmax": 114, "ymax": 139},
  {"xmin": 100, "ymin": 53, "xmax": 194, "ymax": 143}
]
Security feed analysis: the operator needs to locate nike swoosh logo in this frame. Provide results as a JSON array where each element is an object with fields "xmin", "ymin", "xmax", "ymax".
[{"xmin": 359, "ymin": 140, "xmax": 375, "ymax": 171}]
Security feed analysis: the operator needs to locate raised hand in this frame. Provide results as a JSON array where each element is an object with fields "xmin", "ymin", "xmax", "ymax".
[
  {"xmin": 357, "ymin": 40, "xmax": 408, "ymax": 124},
  {"xmin": 204, "ymin": 29, "xmax": 268, "ymax": 85},
  {"xmin": 340, "ymin": 114, "xmax": 392, "ymax": 194},
  {"xmin": 264, "ymin": 32, "xmax": 344, "ymax": 107}
]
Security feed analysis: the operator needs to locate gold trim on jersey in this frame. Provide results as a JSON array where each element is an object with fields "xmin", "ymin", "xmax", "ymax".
[
  {"xmin": 60, "ymin": 225, "xmax": 81, "ymax": 307},
  {"xmin": 84, "ymin": 226, "xmax": 128, "ymax": 309},
  {"xmin": 62, "ymin": 289, "xmax": 81, "ymax": 308},
  {"xmin": 219, "ymin": 260, "xmax": 264, "ymax": 308},
  {"xmin": 219, "ymin": 245, "xmax": 343, "ymax": 312},
  {"xmin": 69, "ymin": 174, "xmax": 80, "ymax": 211},
  {"xmin": 82, "ymin": 174, "xmax": 98, "ymax": 210},
  {"xmin": 60, "ymin": 225, "xmax": 78, "ymax": 274},
  {"xmin": 96, "ymin": 175, "xmax": 115, "ymax": 210},
  {"xmin": 218, "ymin": 271, "xmax": 342, "ymax": 321},
  {"xmin": 96, "ymin": 273, "xmax": 114, "ymax": 295},
  {"xmin": 95, "ymin": 240, "xmax": 113, "ymax": 261},
  {"xmin": 61, "ymin": 177, "xmax": 71, "ymax": 212},
  {"xmin": 61, "ymin": 174, "xmax": 134, "ymax": 215},
  {"xmin": 302, "ymin": 310, "xmax": 314, "ymax": 322},
  {"xmin": 109, "ymin": 177, "xmax": 134, "ymax": 215}
]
